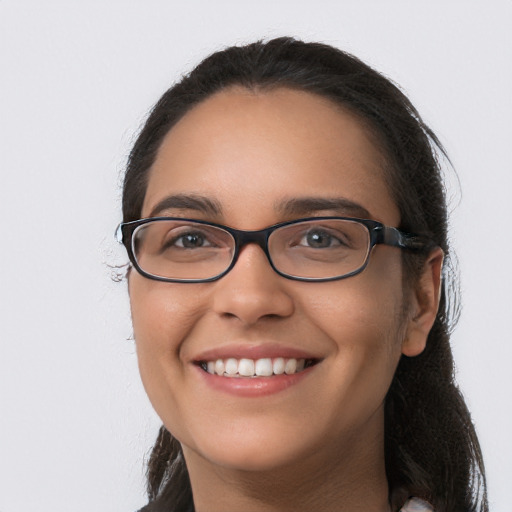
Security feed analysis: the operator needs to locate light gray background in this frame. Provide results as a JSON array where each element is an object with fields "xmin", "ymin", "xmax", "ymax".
[{"xmin": 1, "ymin": 1, "xmax": 510, "ymax": 511}]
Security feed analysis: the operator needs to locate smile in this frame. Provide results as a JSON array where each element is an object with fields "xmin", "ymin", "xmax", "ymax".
[{"xmin": 199, "ymin": 357, "xmax": 318, "ymax": 377}]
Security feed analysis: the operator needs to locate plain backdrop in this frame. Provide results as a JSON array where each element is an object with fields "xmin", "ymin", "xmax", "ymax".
[{"xmin": 1, "ymin": 1, "xmax": 510, "ymax": 511}]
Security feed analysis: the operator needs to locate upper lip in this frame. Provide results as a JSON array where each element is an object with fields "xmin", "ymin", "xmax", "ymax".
[{"xmin": 191, "ymin": 343, "xmax": 323, "ymax": 363}]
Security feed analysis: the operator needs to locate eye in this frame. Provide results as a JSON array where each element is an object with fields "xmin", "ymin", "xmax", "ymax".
[
  {"xmin": 299, "ymin": 229, "xmax": 343, "ymax": 248},
  {"xmin": 173, "ymin": 231, "xmax": 212, "ymax": 248},
  {"xmin": 165, "ymin": 229, "xmax": 215, "ymax": 250}
]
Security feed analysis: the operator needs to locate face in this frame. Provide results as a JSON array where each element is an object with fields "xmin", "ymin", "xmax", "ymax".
[{"xmin": 129, "ymin": 88, "xmax": 416, "ymax": 474}]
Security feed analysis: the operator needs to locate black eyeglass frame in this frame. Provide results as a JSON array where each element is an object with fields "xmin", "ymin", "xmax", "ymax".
[{"xmin": 115, "ymin": 216, "xmax": 434, "ymax": 283}]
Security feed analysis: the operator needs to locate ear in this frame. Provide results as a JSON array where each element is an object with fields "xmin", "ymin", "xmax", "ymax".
[{"xmin": 401, "ymin": 247, "xmax": 444, "ymax": 357}]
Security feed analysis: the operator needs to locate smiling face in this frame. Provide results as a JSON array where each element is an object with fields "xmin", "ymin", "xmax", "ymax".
[{"xmin": 129, "ymin": 87, "xmax": 420, "ymax": 477}]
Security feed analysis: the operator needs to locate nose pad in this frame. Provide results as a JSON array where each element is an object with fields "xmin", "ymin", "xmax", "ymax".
[{"xmin": 211, "ymin": 244, "xmax": 295, "ymax": 325}]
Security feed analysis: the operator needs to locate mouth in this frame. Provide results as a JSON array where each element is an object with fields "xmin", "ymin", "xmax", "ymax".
[{"xmin": 196, "ymin": 357, "xmax": 320, "ymax": 378}]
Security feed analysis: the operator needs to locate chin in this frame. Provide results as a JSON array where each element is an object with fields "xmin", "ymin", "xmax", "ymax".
[
  {"xmin": 182, "ymin": 420, "xmax": 317, "ymax": 473},
  {"xmin": 195, "ymin": 445, "xmax": 303, "ymax": 473}
]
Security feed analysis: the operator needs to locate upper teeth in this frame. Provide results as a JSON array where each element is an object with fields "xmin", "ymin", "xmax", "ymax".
[{"xmin": 205, "ymin": 357, "xmax": 306, "ymax": 377}]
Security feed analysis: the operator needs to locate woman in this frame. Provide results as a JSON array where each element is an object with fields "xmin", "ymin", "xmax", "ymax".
[{"xmin": 116, "ymin": 38, "xmax": 487, "ymax": 512}]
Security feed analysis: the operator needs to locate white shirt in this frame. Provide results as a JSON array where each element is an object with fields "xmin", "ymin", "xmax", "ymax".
[{"xmin": 401, "ymin": 498, "xmax": 435, "ymax": 512}]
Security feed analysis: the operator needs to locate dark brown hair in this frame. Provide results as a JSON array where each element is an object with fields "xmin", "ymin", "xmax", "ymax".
[{"xmin": 122, "ymin": 37, "xmax": 487, "ymax": 512}]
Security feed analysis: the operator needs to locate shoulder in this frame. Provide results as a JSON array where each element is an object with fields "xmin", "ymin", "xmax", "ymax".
[{"xmin": 400, "ymin": 498, "xmax": 435, "ymax": 512}]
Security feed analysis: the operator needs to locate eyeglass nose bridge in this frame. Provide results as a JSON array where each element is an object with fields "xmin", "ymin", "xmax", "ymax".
[{"xmin": 229, "ymin": 227, "xmax": 274, "ymax": 270}]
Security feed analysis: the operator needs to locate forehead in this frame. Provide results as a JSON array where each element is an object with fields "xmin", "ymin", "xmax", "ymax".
[{"xmin": 143, "ymin": 87, "xmax": 399, "ymax": 226}]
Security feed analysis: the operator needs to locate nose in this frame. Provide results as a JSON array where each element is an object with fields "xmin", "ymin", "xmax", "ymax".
[{"xmin": 211, "ymin": 244, "xmax": 295, "ymax": 326}]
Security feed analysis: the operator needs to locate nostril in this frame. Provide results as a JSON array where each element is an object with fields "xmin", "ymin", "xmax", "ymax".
[{"xmin": 220, "ymin": 311, "xmax": 239, "ymax": 320}]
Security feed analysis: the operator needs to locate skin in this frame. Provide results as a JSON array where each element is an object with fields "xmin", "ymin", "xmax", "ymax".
[{"xmin": 129, "ymin": 87, "xmax": 443, "ymax": 512}]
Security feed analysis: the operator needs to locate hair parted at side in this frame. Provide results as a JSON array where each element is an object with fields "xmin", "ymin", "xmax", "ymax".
[{"xmin": 122, "ymin": 37, "xmax": 487, "ymax": 512}]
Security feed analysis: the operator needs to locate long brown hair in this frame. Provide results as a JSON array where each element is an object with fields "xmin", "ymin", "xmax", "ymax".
[{"xmin": 122, "ymin": 38, "xmax": 487, "ymax": 512}]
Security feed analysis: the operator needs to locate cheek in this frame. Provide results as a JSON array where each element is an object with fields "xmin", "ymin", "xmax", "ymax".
[
  {"xmin": 300, "ymin": 257, "xmax": 407, "ymax": 378},
  {"xmin": 128, "ymin": 275, "xmax": 208, "ymax": 405},
  {"xmin": 306, "ymin": 276, "xmax": 405, "ymax": 344},
  {"xmin": 304, "ymin": 279, "xmax": 405, "ymax": 419},
  {"xmin": 130, "ymin": 276, "xmax": 207, "ymax": 345}
]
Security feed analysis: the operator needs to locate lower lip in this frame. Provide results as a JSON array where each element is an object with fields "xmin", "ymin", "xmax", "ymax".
[{"xmin": 194, "ymin": 365, "xmax": 315, "ymax": 397}]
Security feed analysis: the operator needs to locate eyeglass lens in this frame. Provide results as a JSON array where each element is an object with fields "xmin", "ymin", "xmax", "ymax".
[{"xmin": 132, "ymin": 219, "xmax": 371, "ymax": 281}]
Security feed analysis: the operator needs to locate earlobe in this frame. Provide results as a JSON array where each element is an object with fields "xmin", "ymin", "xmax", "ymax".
[{"xmin": 401, "ymin": 247, "xmax": 444, "ymax": 357}]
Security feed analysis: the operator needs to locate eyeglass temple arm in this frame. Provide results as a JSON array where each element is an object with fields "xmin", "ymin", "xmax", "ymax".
[
  {"xmin": 115, "ymin": 224, "xmax": 124, "ymax": 244},
  {"xmin": 376, "ymin": 226, "xmax": 433, "ymax": 251}
]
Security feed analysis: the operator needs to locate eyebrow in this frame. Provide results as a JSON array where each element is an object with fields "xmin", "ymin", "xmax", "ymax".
[
  {"xmin": 277, "ymin": 197, "xmax": 372, "ymax": 219},
  {"xmin": 148, "ymin": 194, "xmax": 223, "ymax": 218},
  {"xmin": 148, "ymin": 194, "xmax": 371, "ymax": 220}
]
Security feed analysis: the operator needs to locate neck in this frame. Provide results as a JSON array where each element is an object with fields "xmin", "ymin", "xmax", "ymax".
[{"xmin": 183, "ymin": 420, "xmax": 391, "ymax": 512}]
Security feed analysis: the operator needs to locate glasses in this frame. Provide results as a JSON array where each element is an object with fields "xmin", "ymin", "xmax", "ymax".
[{"xmin": 116, "ymin": 216, "xmax": 433, "ymax": 283}]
